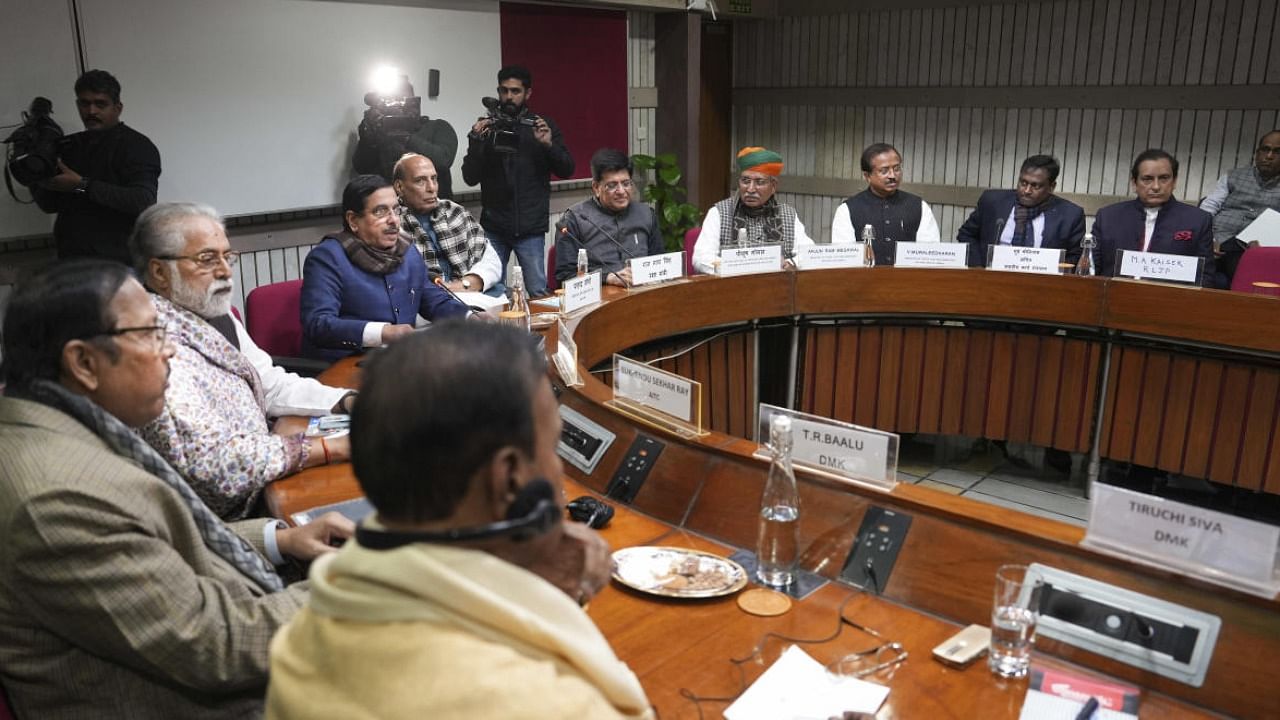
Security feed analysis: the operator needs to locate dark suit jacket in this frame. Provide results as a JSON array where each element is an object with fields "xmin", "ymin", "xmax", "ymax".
[
  {"xmin": 300, "ymin": 236, "xmax": 469, "ymax": 362},
  {"xmin": 955, "ymin": 190, "xmax": 1086, "ymax": 267},
  {"xmin": 0, "ymin": 397, "xmax": 307, "ymax": 719},
  {"xmin": 1091, "ymin": 198, "xmax": 1219, "ymax": 286}
]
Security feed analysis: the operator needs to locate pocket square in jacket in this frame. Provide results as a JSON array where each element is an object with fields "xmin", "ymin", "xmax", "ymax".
[{"xmin": 1173, "ymin": 230, "xmax": 1193, "ymax": 241}]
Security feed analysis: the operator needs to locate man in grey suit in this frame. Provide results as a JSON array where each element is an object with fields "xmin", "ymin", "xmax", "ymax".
[{"xmin": 0, "ymin": 260, "xmax": 353, "ymax": 719}]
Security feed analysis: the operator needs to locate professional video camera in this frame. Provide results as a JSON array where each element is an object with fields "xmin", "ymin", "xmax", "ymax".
[
  {"xmin": 4, "ymin": 97, "xmax": 65, "ymax": 189},
  {"xmin": 361, "ymin": 75, "xmax": 423, "ymax": 140},
  {"xmin": 479, "ymin": 96, "xmax": 538, "ymax": 154}
]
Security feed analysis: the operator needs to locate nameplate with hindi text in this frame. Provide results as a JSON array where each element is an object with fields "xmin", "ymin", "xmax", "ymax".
[
  {"xmin": 613, "ymin": 355, "xmax": 695, "ymax": 423},
  {"xmin": 987, "ymin": 245, "xmax": 1064, "ymax": 275},
  {"xmin": 562, "ymin": 271, "xmax": 602, "ymax": 314},
  {"xmin": 1117, "ymin": 250, "xmax": 1202, "ymax": 285},
  {"xmin": 755, "ymin": 404, "xmax": 898, "ymax": 490},
  {"xmin": 895, "ymin": 242, "xmax": 968, "ymax": 268},
  {"xmin": 720, "ymin": 244, "xmax": 782, "ymax": 277},
  {"xmin": 1084, "ymin": 484, "xmax": 1280, "ymax": 597},
  {"xmin": 630, "ymin": 251, "xmax": 685, "ymax": 286},
  {"xmin": 795, "ymin": 243, "xmax": 862, "ymax": 270}
]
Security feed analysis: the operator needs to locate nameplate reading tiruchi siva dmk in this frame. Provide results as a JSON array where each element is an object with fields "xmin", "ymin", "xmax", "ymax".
[{"xmin": 1084, "ymin": 483, "xmax": 1280, "ymax": 598}]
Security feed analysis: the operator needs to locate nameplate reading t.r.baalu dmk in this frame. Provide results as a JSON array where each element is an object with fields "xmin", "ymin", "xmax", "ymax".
[
  {"xmin": 1083, "ymin": 483, "xmax": 1280, "ymax": 598},
  {"xmin": 753, "ymin": 403, "xmax": 899, "ymax": 491},
  {"xmin": 607, "ymin": 354, "xmax": 706, "ymax": 438},
  {"xmin": 794, "ymin": 243, "xmax": 861, "ymax": 270},
  {"xmin": 895, "ymin": 242, "xmax": 968, "ymax": 268},
  {"xmin": 720, "ymin": 244, "xmax": 783, "ymax": 277},
  {"xmin": 1116, "ymin": 250, "xmax": 1202, "ymax": 285},
  {"xmin": 986, "ymin": 245, "xmax": 1065, "ymax": 275},
  {"xmin": 562, "ymin": 271, "xmax": 602, "ymax": 314},
  {"xmin": 630, "ymin": 250, "xmax": 686, "ymax": 286}
]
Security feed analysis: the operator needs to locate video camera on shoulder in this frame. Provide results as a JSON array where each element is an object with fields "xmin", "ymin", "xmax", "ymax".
[
  {"xmin": 4, "ymin": 97, "xmax": 65, "ymax": 188},
  {"xmin": 361, "ymin": 74, "xmax": 423, "ymax": 140},
  {"xmin": 479, "ymin": 96, "xmax": 538, "ymax": 154}
]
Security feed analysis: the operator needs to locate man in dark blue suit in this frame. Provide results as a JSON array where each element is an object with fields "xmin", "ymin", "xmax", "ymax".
[
  {"xmin": 956, "ymin": 155, "xmax": 1085, "ymax": 268},
  {"xmin": 1091, "ymin": 149, "xmax": 1219, "ymax": 287}
]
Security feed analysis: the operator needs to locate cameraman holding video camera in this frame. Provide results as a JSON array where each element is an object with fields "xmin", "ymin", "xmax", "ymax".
[
  {"xmin": 461, "ymin": 65, "xmax": 573, "ymax": 297},
  {"xmin": 352, "ymin": 74, "xmax": 458, "ymax": 200},
  {"xmin": 30, "ymin": 70, "xmax": 160, "ymax": 264}
]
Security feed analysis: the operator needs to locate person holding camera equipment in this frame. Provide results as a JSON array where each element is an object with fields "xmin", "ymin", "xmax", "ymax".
[
  {"xmin": 461, "ymin": 65, "xmax": 574, "ymax": 298},
  {"xmin": 352, "ymin": 74, "xmax": 458, "ymax": 200},
  {"xmin": 25, "ymin": 70, "xmax": 161, "ymax": 265}
]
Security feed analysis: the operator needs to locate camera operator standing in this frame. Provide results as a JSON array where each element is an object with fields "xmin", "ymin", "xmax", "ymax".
[
  {"xmin": 461, "ymin": 65, "xmax": 573, "ymax": 298},
  {"xmin": 32, "ymin": 70, "xmax": 160, "ymax": 265},
  {"xmin": 352, "ymin": 75, "xmax": 458, "ymax": 200}
]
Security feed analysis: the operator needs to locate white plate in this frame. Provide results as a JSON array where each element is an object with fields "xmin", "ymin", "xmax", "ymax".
[{"xmin": 611, "ymin": 546, "xmax": 749, "ymax": 599}]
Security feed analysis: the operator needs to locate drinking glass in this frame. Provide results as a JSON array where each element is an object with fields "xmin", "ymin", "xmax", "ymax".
[{"xmin": 988, "ymin": 564, "xmax": 1043, "ymax": 678}]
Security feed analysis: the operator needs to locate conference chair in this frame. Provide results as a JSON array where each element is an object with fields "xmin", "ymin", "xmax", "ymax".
[
  {"xmin": 546, "ymin": 244, "xmax": 558, "ymax": 292},
  {"xmin": 244, "ymin": 279, "xmax": 329, "ymax": 376},
  {"xmin": 1230, "ymin": 246, "xmax": 1280, "ymax": 296},
  {"xmin": 684, "ymin": 227, "xmax": 700, "ymax": 275}
]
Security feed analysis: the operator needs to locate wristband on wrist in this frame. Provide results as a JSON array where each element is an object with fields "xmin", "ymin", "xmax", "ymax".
[{"xmin": 320, "ymin": 436, "xmax": 331, "ymax": 465}]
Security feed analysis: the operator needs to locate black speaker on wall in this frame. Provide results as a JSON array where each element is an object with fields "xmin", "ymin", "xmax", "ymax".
[{"xmin": 428, "ymin": 69, "xmax": 440, "ymax": 99}]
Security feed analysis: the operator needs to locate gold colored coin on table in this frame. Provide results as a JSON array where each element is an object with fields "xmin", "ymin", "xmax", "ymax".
[{"xmin": 737, "ymin": 587, "xmax": 793, "ymax": 616}]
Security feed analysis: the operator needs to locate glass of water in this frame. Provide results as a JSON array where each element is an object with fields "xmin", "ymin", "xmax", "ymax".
[{"xmin": 988, "ymin": 564, "xmax": 1043, "ymax": 678}]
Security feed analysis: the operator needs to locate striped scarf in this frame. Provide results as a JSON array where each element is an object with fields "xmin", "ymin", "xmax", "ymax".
[{"xmin": 399, "ymin": 200, "xmax": 486, "ymax": 281}]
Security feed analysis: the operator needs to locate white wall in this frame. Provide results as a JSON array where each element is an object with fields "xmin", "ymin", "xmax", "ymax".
[{"xmin": 1, "ymin": 0, "xmax": 502, "ymax": 242}]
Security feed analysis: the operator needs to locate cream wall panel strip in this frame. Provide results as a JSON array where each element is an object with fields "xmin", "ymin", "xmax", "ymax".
[
  {"xmin": 733, "ymin": 85, "xmax": 1280, "ymax": 110},
  {"xmin": 629, "ymin": 87, "xmax": 658, "ymax": 107}
]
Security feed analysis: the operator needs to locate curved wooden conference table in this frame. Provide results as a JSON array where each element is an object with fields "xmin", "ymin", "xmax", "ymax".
[{"xmin": 269, "ymin": 269, "xmax": 1280, "ymax": 719}]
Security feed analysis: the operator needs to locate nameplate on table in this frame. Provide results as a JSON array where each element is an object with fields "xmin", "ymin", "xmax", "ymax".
[
  {"xmin": 987, "ymin": 245, "xmax": 1064, "ymax": 275},
  {"xmin": 795, "ymin": 243, "xmax": 861, "ymax": 270},
  {"xmin": 895, "ymin": 242, "xmax": 968, "ymax": 268},
  {"xmin": 720, "ymin": 244, "xmax": 782, "ymax": 277},
  {"xmin": 553, "ymin": 318, "xmax": 581, "ymax": 386},
  {"xmin": 630, "ymin": 250, "xmax": 685, "ymax": 286},
  {"xmin": 613, "ymin": 355, "xmax": 695, "ymax": 423},
  {"xmin": 1084, "ymin": 483, "xmax": 1280, "ymax": 597},
  {"xmin": 1117, "ymin": 250, "xmax": 1201, "ymax": 285},
  {"xmin": 562, "ymin": 271, "xmax": 602, "ymax": 314},
  {"xmin": 755, "ymin": 403, "xmax": 898, "ymax": 490}
]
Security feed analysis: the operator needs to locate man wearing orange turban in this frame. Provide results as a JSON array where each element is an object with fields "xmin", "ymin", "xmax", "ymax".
[{"xmin": 691, "ymin": 146, "xmax": 813, "ymax": 274}]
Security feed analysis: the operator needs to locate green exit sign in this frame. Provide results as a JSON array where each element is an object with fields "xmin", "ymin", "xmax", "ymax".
[{"xmin": 728, "ymin": 0, "xmax": 752, "ymax": 13}]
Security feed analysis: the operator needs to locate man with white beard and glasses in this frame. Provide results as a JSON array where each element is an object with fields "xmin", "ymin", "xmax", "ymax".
[{"xmin": 131, "ymin": 203, "xmax": 356, "ymax": 520}]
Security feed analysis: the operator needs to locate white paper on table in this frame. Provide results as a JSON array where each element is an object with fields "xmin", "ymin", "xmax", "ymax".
[
  {"xmin": 455, "ymin": 290, "xmax": 508, "ymax": 318},
  {"xmin": 1235, "ymin": 208, "xmax": 1280, "ymax": 247},
  {"xmin": 1018, "ymin": 689, "xmax": 1137, "ymax": 720},
  {"xmin": 724, "ymin": 645, "xmax": 890, "ymax": 720}
]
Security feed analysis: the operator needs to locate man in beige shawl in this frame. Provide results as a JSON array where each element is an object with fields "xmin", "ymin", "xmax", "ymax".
[{"xmin": 267, "ymin": 322, "xmax": 653, "ymax": 719}]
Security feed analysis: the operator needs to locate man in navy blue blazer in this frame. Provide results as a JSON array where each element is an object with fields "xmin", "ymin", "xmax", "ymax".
[
  {"xmin": 1091, "ymin": 149, "xmax": 1220, "ymax": 287},
  {"xmin": 956, "ymin": 155, "xmax": 1085, "ymax": 268}
]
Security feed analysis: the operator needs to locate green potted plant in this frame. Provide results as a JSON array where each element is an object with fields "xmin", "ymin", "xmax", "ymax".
[{"xmin": 631, "ymin": 152, "xmax": 702, "ymax": 253}]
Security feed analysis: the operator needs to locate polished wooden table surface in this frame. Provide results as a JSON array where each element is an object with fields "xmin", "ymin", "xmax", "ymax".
[{"xmin": 268, "ymin": 353, "xmax": 1221, "ymax": 718}]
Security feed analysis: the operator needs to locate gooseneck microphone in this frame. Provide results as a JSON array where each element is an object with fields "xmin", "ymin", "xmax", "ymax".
[
  {"xmin": 356, "ymin": 479, "xmax": 561, "ymax": 548},
  {"xmin": 431, "ymin": 276, "xmax": 487, "ymax": 317}
]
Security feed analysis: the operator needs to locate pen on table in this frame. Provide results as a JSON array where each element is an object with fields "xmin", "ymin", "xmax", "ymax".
[{"xmin": 1074, "ymin": 696, "xmax": 1100, "ymax": 720}]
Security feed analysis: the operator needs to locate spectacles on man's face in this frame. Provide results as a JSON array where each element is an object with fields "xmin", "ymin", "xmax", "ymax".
[
  {"xmin": 159, "ymin": 250, "xmax": 239, "ymax": 271},
  {"xmin": 738, "ymin": 176, "xmax": 775, "ymax": 190},
  {"xmin": 602, "ymin": 179, "xmax": 634, "ymax": 193},
  {"xmin": 86, "ymin": 325, "xmax": 169, "ymax": 351},
  {"xmin": 363, "ymin": 204, "xmax": 396, "ymax": 220}
]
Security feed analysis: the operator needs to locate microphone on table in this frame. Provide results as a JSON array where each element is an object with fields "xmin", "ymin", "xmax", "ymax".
[
  {"xmin": 556, "ymin": 212, "xmax": 628, "ymax": 287},
  {"xmin": 431, "ymin": 276, "xmax": 488, "ymax": 317}
]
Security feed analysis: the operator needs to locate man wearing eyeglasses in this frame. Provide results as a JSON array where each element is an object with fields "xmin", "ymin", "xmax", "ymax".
[
  {"xmin": 831, "ymin": 143, "xmax": 941, "ymax": 265},
  {"xmin": 31, "ymin": 69, "xmax": 160, "ymax": 265},
  {"xmin": 130, "ymin": 202, "xmax": 356, "ymax": 520},
  {"xmin": 553, "ymin": 148, "xmax": 663, "ymax": 287},
  {"xmin": 0, "ymin": 260, "xmax": 352, "ymax": 719},
  {"xmin": 691, "ymin": 146, "xmax": 813, "ymax": 275}
]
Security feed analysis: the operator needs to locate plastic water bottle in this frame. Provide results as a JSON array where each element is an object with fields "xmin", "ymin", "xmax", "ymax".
[
  {"xmin": 756, "ymin": 415, "xmax": 800, "ymax": 588},
  {"xmin": 506, "ymin": 266, "xmax": 531, "ymax": 331},
  {"xmin": 577, "ymin": 248, "xmax": 588, "ymax": 277},
  {"xmin": 1076, "ymin": 233, "xmax": 1095, "ymax": 276},
  {"xmin": 861, "ymin": 224, "xmax": 876, "ymax": 268}
]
